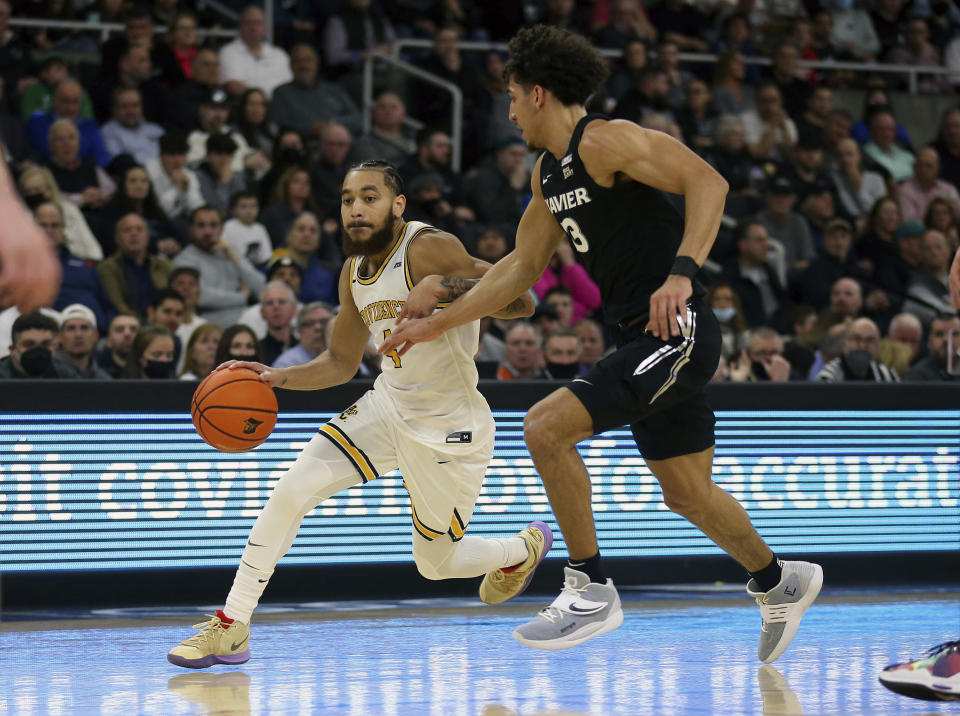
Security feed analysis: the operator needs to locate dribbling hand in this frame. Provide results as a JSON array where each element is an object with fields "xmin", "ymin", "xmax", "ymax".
[
  {"xmin": 646, "ymin": 275, "xmax": 692, "ymax": 340},
  {"xmin": 215, "ymin": 360, "xmax": 287, "ymax": 388}
]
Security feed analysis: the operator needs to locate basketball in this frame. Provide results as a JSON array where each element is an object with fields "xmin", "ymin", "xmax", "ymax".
[{"xmin": 191, "ymin": 368, "xmax": 278, "ymax": 452}]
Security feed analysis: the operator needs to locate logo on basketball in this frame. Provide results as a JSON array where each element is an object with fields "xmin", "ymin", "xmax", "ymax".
[{"xmin": 242, "ymin": 418, "xmax": 264, "ymax": 435}]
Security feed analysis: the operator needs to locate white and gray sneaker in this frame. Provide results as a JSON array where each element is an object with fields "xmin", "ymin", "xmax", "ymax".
[
  {"xmin": 747, "ymin": 560, "xmax": 823, "ymax": 664},
  {"xmin": 512, "ymin": 567, "xmax": 623, "ymax": 650}
]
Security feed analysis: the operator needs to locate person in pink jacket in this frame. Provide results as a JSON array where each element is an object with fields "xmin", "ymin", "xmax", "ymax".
[{"xmin": 532, "ymin": 240, "xmax": 601, "ymax": 323}]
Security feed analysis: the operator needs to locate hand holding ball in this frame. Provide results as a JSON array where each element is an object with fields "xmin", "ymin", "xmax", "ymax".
[{"xmin": 191, "ymin": 367, "xmax": 278, "ymax": 452}]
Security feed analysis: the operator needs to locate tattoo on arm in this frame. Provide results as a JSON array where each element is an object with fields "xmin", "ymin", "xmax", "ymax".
[
  {"xmin": 438, "ymin": 275, "xmax": 479, "ymax": 301},
  {"xmin": 492, "ymin": 294, "xmax": 530, "ymax": 318}
]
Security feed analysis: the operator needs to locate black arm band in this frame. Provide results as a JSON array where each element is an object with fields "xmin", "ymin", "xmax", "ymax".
[{"xmin": 670, "ymin": 255, "xmax": 699, "ymax": 279}]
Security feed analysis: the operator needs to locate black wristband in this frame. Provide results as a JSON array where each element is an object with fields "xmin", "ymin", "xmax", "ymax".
[{"xmin": 670, "ymin": 255, "xmax": 699, "ymax": 279}]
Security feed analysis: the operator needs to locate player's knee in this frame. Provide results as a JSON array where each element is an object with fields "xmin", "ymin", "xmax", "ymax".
[
  {"xmin": 413, "ymin": 549, "xmax": 446, "ymax": 581},
  {"xmin": 661, "ymin": 483, "xmax": 708, "ymax": 518},
  {"xmin": 524, "ymin": 405, "xmax": 557, "ymax": 454}
]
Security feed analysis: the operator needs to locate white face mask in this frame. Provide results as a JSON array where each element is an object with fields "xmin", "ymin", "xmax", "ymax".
[{"xmin": 713, "ymin": 306, "xmax": 737, "ymax": 323}]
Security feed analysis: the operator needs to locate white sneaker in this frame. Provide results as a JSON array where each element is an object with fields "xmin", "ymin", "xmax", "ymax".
[
  {"xmin": 747, "ymin": 561, "xmax": 823, "ymax": 663},
  {"xmin": 512, "ymin": 567, "xmax": 623, "ymax": 650},
  {"xmin": 167, "ymin": 610, "xmax": 251, "ymax": 669}
]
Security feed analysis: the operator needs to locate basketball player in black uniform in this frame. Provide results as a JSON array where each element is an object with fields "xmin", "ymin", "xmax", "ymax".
[{"xmin": 382, "ymin": 25, "xmax": 822, "ymax": 660}]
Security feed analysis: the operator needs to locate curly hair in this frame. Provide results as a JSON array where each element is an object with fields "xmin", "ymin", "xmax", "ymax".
[{"xmin": 504, "ymin": 25, "xmax": 609, "ymax": 107}]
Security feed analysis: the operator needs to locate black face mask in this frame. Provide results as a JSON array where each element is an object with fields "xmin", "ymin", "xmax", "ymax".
[
  {"xmin": 143, "ymin": 359, "xmax": 174, "ymax": 379},
  {"xmin": 227, "ymin": 352, "xmax": 256, "ymax": 362},
  {"xmin": 279, "ymin": 147, "xmax": 302, "ymax": 164},
  {"xmin": 546, "ymin": 361, "xmax": 580, "ymax": 380},
  {"xmin": 19, "ymin": 346, "xmax": 53, "ymax": 376},
  {"xmin": 843, "ymin": 349, "xmax": 873, "ymax": 379}
]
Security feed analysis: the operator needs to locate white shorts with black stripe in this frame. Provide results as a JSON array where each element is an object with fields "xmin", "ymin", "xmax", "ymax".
[{"xmin": 307, "ymin": 388, "xmax": 493, "ymax": 542}]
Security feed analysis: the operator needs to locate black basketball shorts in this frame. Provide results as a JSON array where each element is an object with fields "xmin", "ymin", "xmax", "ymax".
[{"xmin": 567, "ymin": 297, "xmax": 722, "ymax": 461}]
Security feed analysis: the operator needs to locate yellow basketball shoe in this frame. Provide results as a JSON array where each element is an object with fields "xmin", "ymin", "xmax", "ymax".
[
  {"xmin": 480, "ymin": 521, "xmax": 553, "ymax": 605},
  {"xmin": 167, "ymin": 610, "xmax": 251, "ymax": 669}
]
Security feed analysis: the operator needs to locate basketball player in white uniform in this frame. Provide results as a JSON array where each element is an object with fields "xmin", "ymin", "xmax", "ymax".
[{"xmin": 168, "ymin": 161, "xmax": 553, "ymax": 669}]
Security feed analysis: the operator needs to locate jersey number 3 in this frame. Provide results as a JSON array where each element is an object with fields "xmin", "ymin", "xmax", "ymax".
[
  {"xmin": 382, "ymin": 329, "xmax": 402, "ymax": 368},
  {"xmin": 561, "ymin": 217, "xmax": 590, "ymax": 253}
]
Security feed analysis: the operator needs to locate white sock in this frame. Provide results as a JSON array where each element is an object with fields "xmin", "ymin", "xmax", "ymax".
[{"xmin": 412, "ymin": 534, "xmax": 530, "ymax": 580}]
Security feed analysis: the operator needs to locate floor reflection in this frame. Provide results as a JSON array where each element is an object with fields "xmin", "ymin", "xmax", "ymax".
[{"xmin": 2, "ymin": 594, "xmax": 958, "ymax": 715}]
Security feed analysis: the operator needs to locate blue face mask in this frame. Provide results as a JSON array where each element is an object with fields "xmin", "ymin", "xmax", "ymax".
[{"xmin": 713, "ymin": 306, "xmax": 737, "ymax": 323}]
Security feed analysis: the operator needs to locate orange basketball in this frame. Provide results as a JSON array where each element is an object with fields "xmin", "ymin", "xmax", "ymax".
[{"xmin": 191, "ymin": 367, "xmax": 278, "ymax": 452}]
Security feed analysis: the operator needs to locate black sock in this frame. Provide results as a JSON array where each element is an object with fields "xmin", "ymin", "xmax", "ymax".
[
  {"xmin": 568, "ymin": 552, "xmax": 606, "ymax": 584},
  {"xmin": 749, "ymin": 554, "xmax": 783, "ymax": 593}
]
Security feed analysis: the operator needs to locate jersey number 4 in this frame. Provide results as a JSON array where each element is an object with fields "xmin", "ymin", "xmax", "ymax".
[
  {"xmin": 561, "ymin": 217, "xmax": 590, "ymax": 253},
  {"xmin": 382, "ymin": 329, "xmax": 402, "ymax": 368}
]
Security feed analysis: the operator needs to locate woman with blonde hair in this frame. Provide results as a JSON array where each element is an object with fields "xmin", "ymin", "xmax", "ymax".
[
  {"xmin": 179, "ymin": 323, "xmax": 223, "ymax": 380},
  {"xmin": 18, "ymin": 165, "xmax": 102, "ymax": 260}
]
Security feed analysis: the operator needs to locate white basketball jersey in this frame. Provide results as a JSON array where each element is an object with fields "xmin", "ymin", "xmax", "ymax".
[{"xmin": 349, "ymin": 221, "xmax": 494, "ymax": 448}]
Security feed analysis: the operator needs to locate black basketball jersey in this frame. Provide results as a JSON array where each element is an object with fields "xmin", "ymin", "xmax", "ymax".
[{"xmin": 539, "ymin": 114, "xmax": 702, "ymax": 325}]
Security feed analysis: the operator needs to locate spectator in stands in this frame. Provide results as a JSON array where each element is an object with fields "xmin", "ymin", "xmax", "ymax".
[
  {"xmin": 187, "ymin": 88, "xmax": 260, "ymax": 174},
  {"xmin": 473, "ymin": 227, "xmax": 509, "ymax": 264},
  {"xmin": 741, "ymin": 83, "xmax": 797, "ymax": 161},
  {"xmin": 462, "ymin": 137, "xmax": 529, "ymax": 233},
  {"xmin": 269, "ymin": 44, "xmax": 360, "ymax": 139},
  {"xmin": 45, "ymin": 120, "xmax": 115, "ymax": 214},
  {"xmin": 615, "ymin": 66, "xmax": 676, "ymax": 125},
  {"xmin": 649, "ymin": 0, "xmax": 708, "ymax": 52},
  {"xmin": 543, "ymin": 286, "xmax": 575, "ymax": 327},
  {"xmin": 253, "ymin": 281, "xmax": 299, "ymax": 364},
  {"xmin": 795, "ymin": 217, "xmax": 869, "ymax": 310},
  {"xmin": 19, "ymin": 167, "xmax": 102, "ymax": 260},
  {"xmin": 352, "ymin": 92, "xmax": 415, "ymax": 166},
  {"xmin": 145, "ymin": 287, "xmax": 185, "ymax": 343},
  {"xmin": 905, "ymin": 313, "xmax": 960, "ymax": 380},
  {"xmin": 816, "ymin": 276, "xmax": 863, "ymax": 339},
  {"xmin": 497, "ymin": 322, "xmax": 544, "ymax": 380},
  {"xmin": 96, "ymin": 312, "xmax": 139, "ymax": 378},
  {"xmin": 933, "ymin": 109, "xmax": 960, "ymax": 194},
  {"xmin": 712, "ymin": 51, "xmax": 756, "ymax": 117},
  {"xmin": 322, "ymin": 0, "xmax": 397, "ymax": 83},
  {"xmin": 720, "ymin": 220, "xmax": 789, "ymax": 329},
  {"xmin": 174, "ymin": 206, "xmax": 265, "ymax": 327},
  {"xmin": 179, "ymin": 323, "xmax": 222, "ymax": 380},
  {"xmin": 531, "ymin": 302, "xmax": 560, "ymax": 343},
  {"xmin": 264, "ymin": 255, "xmax": 303, "ymax": 297},
  {"xmin": 147, "ymin": 133, "xmax": 204, "ymax": 223},
  {"xmin": 0, "ymin": 312, "xmax": 79, "ymax": 379},
  {"xmin": 100, "ymin": 6, "xmax": 178, "ymax": 83},
  {"xmin": 233, "ymin": 88, "xmax": 276, "ymax": 158},
  {"xmin": 767, "ymin": 42, "xmax": 808, "ymax": 119},
  {"xmin": 816, "ymin": 317, "xmax": 898, "ymax": 381},
  {"xmin": 783, "ymin": 135, "xmax": 835, "ymax": 203},
  {"xmin": 886, "ymin": 311, "xmax": 924, "ymax": 364},
  {"xmin": 728, "ymin": 327, "xmax": 794, "ymax": 381},
  {"xmin": 850, "ymin": 89, "xmax": 913, "ymax": 150},
  {"xmin": 400, "ymin": 128, "xmax": 472, "ymax": 222},
  {"xmin": 28, "ymin": 79, "xmax": 110, "ymax": 168},
  {"xmin": 257, "ymin": 127, "xmax": 306, "ymax": 205},
  {"xmin": 798, "ymin": 182, "xmax": 839, "ymax": 249},
  {"xmin": 897, "ymin": 147, "xmax": 960, "ymax": 223},
  {"xmin": 164, "ymin": 11, "xmax": 200, "ymax": 86},
  {"xmin": 0, "ymin": 0, "xmax": 35, "ymax": 102},
  {"xmin": 271, "ymin": 212, "xmax": 337, "ymax": 305},
  {"xmin": 222, "ymin": 191, "xmax": 272, "ymax": 268},
  {"xmin": 703, "ymin": 115, "xmax": 757, "ymax": 203},
  {"xmin": 533, "ymin": 241, "xmax": 601, "ymax": 324},
  {"xmin": 871, "ymin": 0, "xmax": 908, "ymax": 57},
  {"xmin": 123, "ymin": 324, "xmax": 176, "ymax": 379},
  {"xmin": 273, "ymin": 301, "xmax": 332, "ymax": 368},
  {"xmin": 782, "ymin": 303, "xmax": 819, "ymax": 376},
  {"xmin": 829, "ymin": 0, "xmax": 880, "ymax": 61},
  {"xmin": 794, "ymin": 86, "xmax": 833, "ymax": 146},
  {"xmin": 100, "ymin": 88, "xmax": 164, "ymax": 166},
  {"xmin": 885, "ymin": 17, "xmax": 948, "ymax": 92},
  {"xmin": 535, "ymin": 0, "xmax": 591, "ymax": 34},
  {"xmin": 925, "ymin": 197, "xmax": 960, "ymax": 249},
  {"xmin": 821, "ymin": 108, "xmax": 854, "ymax": 171},
  {"xmin": 97, "ymin": 163, "xmax": 181, "ymax": 258},
  {"xmin": 904, "ymin": 229, "xmax": 955, "ymax": 325},
  {"xmin": 219, "ymin": 5, "xmax": 291, "ymax": 99},
  {"xmin": 93, "ymin": 44, "xmax": 169, "ymax": 126},
  {"xmin": 236, "ymin": 259, "xmax": 302, "ymax": 340},
  {"xmin": 310, "ymin": 123, "xmax": 353, "ymax": 222},
  {"xmin": 591, "ymin": 0, "xmax": 656, "ymax": 49},
  {"xmin": 542, "ymin": 327, "xmax": 583, "ymax": 380},
  {"xmin": 19, "ymin": 52, "xmax": 93, "ymax": 121},
  {"xmin": 753, "ymin": 176, "xmax": 815, "ymax": 272},
  {"xmin": 601, "ymin": 39, "xmax": 649, "ymax": 114},
  {"xmin": 168, "ymin": 266, "xmax": 206, "ymax": 350},
  {"xmin": 676, "ymin": 78, "xmax": 717, "ymax": 153},
  {"xmin": 57, "ymin": 303, "xmax": 111, "ymax": 379},
  {"xmin": 573, "ymin": 318, "xmax": 605, "ymax": 369},
  {"xmin": 97, "ymin": 212, "xmax": 173, "ymax": 321},
  {"xmin": 196, "ymin": 134, "xmax": 249, "ymax": 217},
  {"xmin": 0, "ymin": 76, "xmax": 31, "ymax": 168},
  {"xmin": 706, "ymin": 281, "xmax": 749, "ymax": 359},
  {"xmin": 832, "ymin": 138, "xmax": 887, "ymax": 226},
  {"xmin": 169, "ymin": 49, "xmax": 221, "ymax": 133},
  {"xmin": 216, "ymin": 324, "xmax": 264, "ymax": 365},
  {"xmin": 863, "ymin": 107, "xmax": 915, "ymax": 183},
  {"xmin": 34, "ymin": 201, "xmax": 111, "ymax": 330},
  {"xmin": 657, "ymin": 40, "xmax": 695, "ymax": 111},
  {"xmin": 261, "ymin": 165, "xmax": 318, "ymax": 247}
]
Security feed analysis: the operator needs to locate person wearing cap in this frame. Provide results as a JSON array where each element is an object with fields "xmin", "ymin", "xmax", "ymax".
[
  {"xmin": 795, "ymin": 217, "xmax": 868, "ymax": 310},
  {"xmin": 462, "ymin": 137, "xmax": 530, "ymax": 231},
  {"xmin": 147, "ymin": 132, "xmax": 204, "ymax": 221},
  {"xmin": 20, "ymin": 52, "xmax": 94, "ymax": 121},
  {"xmin": 187, "ymin": 88, "xmax": 254, "ymax": 172},
  {"xmin": 897, "ymin": 147, "xmax": 960, "ymax": 223},
  {"xmin": 530, "ymin": 301, "xmax": 560, "ymax": 343},
  {"xmin": 100, "ymin": 87, "xmax": 165, "ymax": 165},
  {"xmin": 753, "ymin": 176, "xmax": 815, "ymax": 271},
  {"xmin": 218, "ymin": 5, "xmax": 292, "ymax": 100},
  {"xmin": 782, "ymin": 134, "xmax": 835, "ymax": 202},
  {"xmin": 57, "ymin": 303, "xmax": 112, "ymax": 379},
  {"xmin": 264, "ymin": 254, "xmax": 303, "ymax": 295},
  {"xmin": 196, "ymin": 133, "xmax": 248, "ymax": 216}
]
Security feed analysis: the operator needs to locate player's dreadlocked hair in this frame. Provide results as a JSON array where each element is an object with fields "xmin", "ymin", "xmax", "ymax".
[
  {"xmin": 348, "ymin": 159, "xmax": 405, "ymax": 197},
  {"xmin": 504, "ymin": 25, "xmax": 609, "ymax": 107}
]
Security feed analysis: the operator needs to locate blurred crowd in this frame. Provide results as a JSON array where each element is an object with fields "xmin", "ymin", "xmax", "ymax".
[{"xmin": 0, "ymin": 0, "xmax": 958, "ymax": 384}]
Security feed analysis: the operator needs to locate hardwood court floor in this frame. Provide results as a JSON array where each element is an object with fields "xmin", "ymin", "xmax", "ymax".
[{"xmin": 2, "ymin": 588, "xmax": 958, "ymax": 715}]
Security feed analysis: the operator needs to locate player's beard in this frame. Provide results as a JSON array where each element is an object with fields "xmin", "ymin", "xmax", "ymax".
[{"xmin": 341, "ymin": 215, "xmax": 398, "ymax": 257}]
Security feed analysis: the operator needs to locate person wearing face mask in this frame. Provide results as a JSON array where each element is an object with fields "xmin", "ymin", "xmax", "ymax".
[
  {"xmin": 0, "ymin": 311, "xmax": 80, "ymax": 379},
  {"xmin": 123, "ymin": 324, "xmax": 176, "ymax": 379},
  {"xmin": 542, "ymin": 327, "xmax": 584, "ymax": 380},
  {"xmin": 214, "ymin": 323, "xmax": 263, "ymax": 365},
  {"xmin": 705, "ymin": 282, "xmax": 747, "ymax": 360},
  {"xmin": 815, "ymin": 316, "xmax": 899, "ymax": 381}
]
